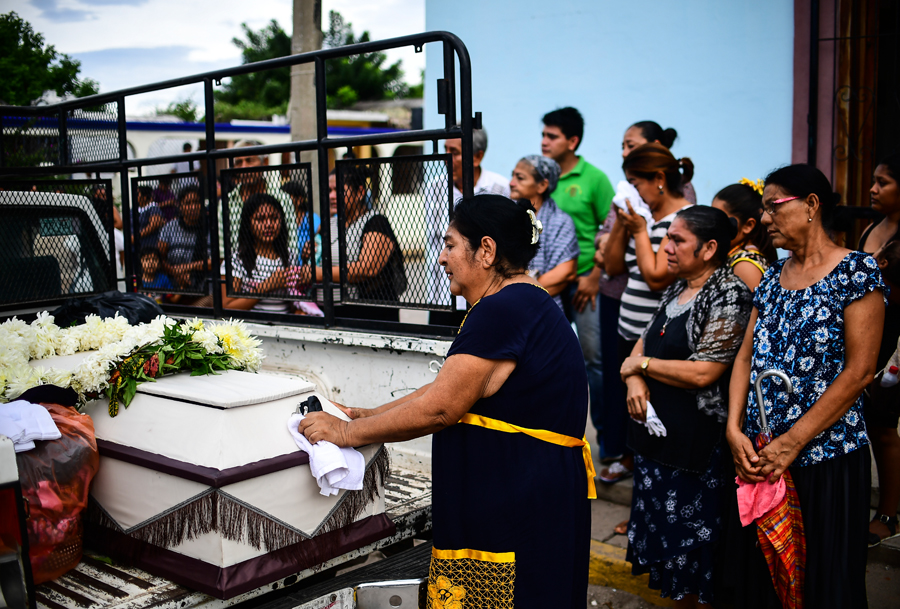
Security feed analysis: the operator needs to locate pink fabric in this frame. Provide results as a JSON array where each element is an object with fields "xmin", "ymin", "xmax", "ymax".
[{"xmin": 735, "ymin": 475, "xmax": 786, "ymax": 527}]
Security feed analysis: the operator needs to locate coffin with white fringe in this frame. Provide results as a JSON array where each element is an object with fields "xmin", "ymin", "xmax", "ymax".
[{"xmin": 79, "ymin": 369, "xmax": 392, "ymax": 599}]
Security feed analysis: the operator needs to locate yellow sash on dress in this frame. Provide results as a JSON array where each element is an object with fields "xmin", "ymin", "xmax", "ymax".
[{"xmin": 458, "ymin": 412, "xmax": 597, "ymax": 499}]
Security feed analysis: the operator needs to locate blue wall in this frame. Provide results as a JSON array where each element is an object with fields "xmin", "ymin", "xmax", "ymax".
[{"xmin": 425, "ymin": 0, "xmax": 794, "ymax": 207}]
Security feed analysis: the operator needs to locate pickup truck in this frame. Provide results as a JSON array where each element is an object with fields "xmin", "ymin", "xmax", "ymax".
[
  {"xmin": 0, "ymin": 187, "xmax": 450, "ymax": 609},
  {"xmin": 1, "ymin": 30, "xmax": 479, "ymax": 608}
]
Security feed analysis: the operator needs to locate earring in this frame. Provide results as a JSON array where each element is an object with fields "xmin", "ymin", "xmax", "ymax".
[
  {"xmin": 808, "ymin": 217, "xmax": 813, "ymax": 222},
  {"xmin": 658, "ymin": 185, "xmax": 664, "ymax": 194}
]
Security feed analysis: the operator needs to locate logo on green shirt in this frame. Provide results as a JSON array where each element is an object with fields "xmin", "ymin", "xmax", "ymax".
[{"xmin": 566, "ymin": 184, "xmax": 583, "ymax": 198}]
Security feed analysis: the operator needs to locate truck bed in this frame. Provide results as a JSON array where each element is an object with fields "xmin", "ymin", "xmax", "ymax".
[{"xmin": 34, "ymin": 461, "xmax": 432, "ymax": 609}]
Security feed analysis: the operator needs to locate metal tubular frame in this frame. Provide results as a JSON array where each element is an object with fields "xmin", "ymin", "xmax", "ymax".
[{"xmin": 0, "ymin": 31, "xmax": 475, "ymax": 336}]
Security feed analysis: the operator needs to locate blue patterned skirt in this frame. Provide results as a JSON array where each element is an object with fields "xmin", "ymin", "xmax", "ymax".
[{"xmin": 626, "ymin": 444, "xmax": 725, "ymax": 604}]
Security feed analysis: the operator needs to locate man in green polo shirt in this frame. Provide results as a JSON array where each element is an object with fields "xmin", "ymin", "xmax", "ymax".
[{"xmin": 541, "ymin": 106, "xmax": 614, "ymax": 457}]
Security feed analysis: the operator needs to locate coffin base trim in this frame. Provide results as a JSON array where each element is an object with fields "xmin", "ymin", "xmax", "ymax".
[{"xmin": 84, "ymin": 513, "xmax": 396, "ymax": 599}]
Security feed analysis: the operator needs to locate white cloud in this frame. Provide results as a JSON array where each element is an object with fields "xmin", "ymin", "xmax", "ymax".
[{"xmin": 5, "ymin": 0, "xmax": 426, "ymax": 89}]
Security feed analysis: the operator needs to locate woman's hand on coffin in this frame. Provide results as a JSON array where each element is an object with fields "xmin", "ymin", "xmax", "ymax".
[
  {"xmin": 726, "ymin": 425, "xmax": 764, "ymax": 483},
  {"xmin": 625, "ymin": 376, "xmax": 650, "ymax": 422},
  {"xmin": 757, "ymin": 433, "xmax": 803, "ymax": 484},
  {"xmin": 338, "ymin": 403, "xmax": 376, "ymax": 420},
  {"xmin": 299, "ymin": 411, "xmax": 352, "ymax": 447}
]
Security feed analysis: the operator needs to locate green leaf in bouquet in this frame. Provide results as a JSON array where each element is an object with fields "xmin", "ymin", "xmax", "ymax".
[{"xmin": 122, "ymin": 378, "xmax": 138, "ymax": 407}]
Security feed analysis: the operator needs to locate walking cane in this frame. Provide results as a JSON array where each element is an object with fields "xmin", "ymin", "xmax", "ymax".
[{"xmin": 753, "ymin": 369, "xmax": 794, "ymax": 450}]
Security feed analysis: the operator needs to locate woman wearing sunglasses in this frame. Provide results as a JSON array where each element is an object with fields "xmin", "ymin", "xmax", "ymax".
[{"xmin": 722, "ymin": 164, "xmax": 886, "ymax": 608}]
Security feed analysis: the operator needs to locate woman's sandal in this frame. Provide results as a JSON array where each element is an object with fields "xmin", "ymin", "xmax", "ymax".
[
  {"xmin": 613, "ymin": 519, "xmax": 629, "ymax": 535},
  {"xmin": 598, "ymin": 460, "xmax": 633, "ymax": 484},
  {"xmin": 868, "ymin": 513, "xmax": 899, "ymax": 547}
]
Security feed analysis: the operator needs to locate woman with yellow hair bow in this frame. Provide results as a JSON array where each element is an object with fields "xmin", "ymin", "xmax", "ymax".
[{"xmin": 711, "ymin": 179, "xmax": 778, "ymax": 291}]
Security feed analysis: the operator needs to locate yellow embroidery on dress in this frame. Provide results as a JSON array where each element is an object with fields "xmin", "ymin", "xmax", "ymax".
[
  {"xmin": 429, "ymin": 547, "xmax": 515, "ymax": 609},
  {"xmin": 432, "ymin": 547, "xmax": 515, "ymax": 562},
  {"xmin": 428, "ymin": 575, "xmax": 466, "ymax": 609}
]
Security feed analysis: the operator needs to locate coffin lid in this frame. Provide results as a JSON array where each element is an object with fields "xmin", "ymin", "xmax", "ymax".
[{"xmin": 137, "ymin": 369, "xmax": 315, "ymax": 408}]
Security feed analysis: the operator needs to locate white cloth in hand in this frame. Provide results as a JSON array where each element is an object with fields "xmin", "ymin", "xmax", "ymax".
[
  {"xmin": 613, "ymin": 181, "xmax": 653, "ymax": 224},
  {"xmin": 287, "ymin": 413, "xmax": 364, "ymax": 496},
  {"xmin": 638, "ymin": 401, "xmax": 667, "ymax": 437},
  {"xmin": 0, "ymin": 400, "xmax": 62, "ymax": 453}
]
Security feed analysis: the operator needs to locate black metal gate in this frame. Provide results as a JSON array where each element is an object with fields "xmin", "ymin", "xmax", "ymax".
[{"xmin": 0, "ymin": 32, "xmax": 478, "ymax": 336}]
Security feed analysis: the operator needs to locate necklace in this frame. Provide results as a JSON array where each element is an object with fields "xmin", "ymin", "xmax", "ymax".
[
  {"xmin": 458, "ymin": 282, "xmax": 547, "ymax": 332},
  {"xmin": 659, "ymin": 291, "xmax": 697, "ymax": 336}
]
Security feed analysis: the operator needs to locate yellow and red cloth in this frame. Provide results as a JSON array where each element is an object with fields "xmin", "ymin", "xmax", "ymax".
[{"xmin": 755, "ymin": 472, "xmax": 806, "ymax": 609}]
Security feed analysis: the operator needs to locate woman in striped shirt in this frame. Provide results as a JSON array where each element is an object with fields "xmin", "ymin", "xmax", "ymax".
[{"xmin": 601, "ymin": 142, "xmax": 694, "ymax": 483}]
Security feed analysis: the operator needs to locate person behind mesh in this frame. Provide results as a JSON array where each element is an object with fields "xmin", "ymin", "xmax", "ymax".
[
  {"xmin": 221, "ymin": 193, "xmax": 291, "ymax": 314},
  {"xmin": 220, "ymin": 140, "xmax": 296, "ymax": 261},
  {"xmin": 300, "ymin": 168, "xmax": 405, "ymax": 322},
  {"xmin": 158, "ymin": 185, "xmax": 210, "ymax": 291},
  {"xmin": 139, "ymin": 247, "xmax": 175, "ymax": 292},
  {"xmin": 281, "ymin": 180, "xmax": 321, "ymax": 267},
  {"xmin": 425, "ymin": 125, "xmax": 510, "ymax": 326}
]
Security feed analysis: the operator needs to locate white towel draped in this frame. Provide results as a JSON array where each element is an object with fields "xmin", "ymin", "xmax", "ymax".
[{"xmin": 287, "ymin": 413, "xmax": 365, "ymax": 496}]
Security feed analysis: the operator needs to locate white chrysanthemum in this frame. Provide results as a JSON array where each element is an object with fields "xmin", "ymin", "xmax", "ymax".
[
  {"xmin": 125, "ymin": 319, "xmax": 167, "ymax": 349},
  {"xmin": 0, "ymin": 344, "xmax": 29, "ymax": 370},
  {"xmin": 183, "ymin": 318, "xmax": 205, "ymax": 332},
  {"xmin": 43, "ymin": 367, "xmax": 74, "ymax": 388},
  {"xmin": 5, "ymin": 364, "xmax": 43, "ymax": 400},
  {"xmin": 73, "ymin": 354, "xmax": 114, "ymax": 394},
  {"xmin": 211, "ymin": 320, "xmax": 263, "ymax": 370},
  {"xmin": 79, "ymin": 315, "xmax": 108, "ymax": 351},
  {"xmin": 55, "ymin": 332, "xmax": 82, "ymax": 356},
  {"xmin": 191, "ymin": 328, "xmax": 222, "ymax": 354},
  {"xmin": 30, "ymin": 313, "xmax": 63, "ymax": 359}
]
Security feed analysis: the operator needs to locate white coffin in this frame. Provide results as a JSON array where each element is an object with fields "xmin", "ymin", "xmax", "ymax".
[{"xmin": 80, "ymin": 369, "xmax": 392, "ymax": 599}]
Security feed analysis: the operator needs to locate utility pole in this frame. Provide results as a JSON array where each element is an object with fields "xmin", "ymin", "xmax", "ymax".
[{"xmin": 290, "ymin": 0, "xmax": 322, "ymax": 213}]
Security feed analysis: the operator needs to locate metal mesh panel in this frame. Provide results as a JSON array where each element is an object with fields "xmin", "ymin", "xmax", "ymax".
[
  {"xmin": 0, "ymin": 180, "xmax": 115, "ymax": 307},
  {"xmin": 335, "ymin": 155, "xmax": 453, "ymax": 310},
  {"xmin": 131, "ymin": 173, "xmax": 210, "ymax": 297},
  {"xmin": 1, "ymin": 112, "xmax": 62, "ymax": 168},
  {"xmin": 220, "ymin": 163, "xmax": 313, "ymax": 309},
  {"xmin": 66, "ymin": 103, "xmax": 120, "ymax": 165},
  {"xmin": 0, "ymin": 102, "xmax": 120, "ymax": 169}
]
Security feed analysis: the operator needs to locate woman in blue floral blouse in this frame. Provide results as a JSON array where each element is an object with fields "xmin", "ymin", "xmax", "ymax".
[{"xmin": 723, "ymin": 164, "xmax": 886, "ymax": 609}]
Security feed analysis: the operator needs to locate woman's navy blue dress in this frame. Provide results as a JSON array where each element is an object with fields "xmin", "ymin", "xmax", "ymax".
[{"xmin": 429, "ymin": 283, "xmax": 590, "ymax": 609}]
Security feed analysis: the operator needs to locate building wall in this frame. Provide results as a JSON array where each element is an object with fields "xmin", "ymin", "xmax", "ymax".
[{"xmin": 425, "ymin": 0, "xmax": 795, "ymax": 207}]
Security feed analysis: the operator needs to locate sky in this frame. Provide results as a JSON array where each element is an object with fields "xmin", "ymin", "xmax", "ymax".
[{"xmin": 2, "ymin": 0, "xmax": 426, "ymax": 115}]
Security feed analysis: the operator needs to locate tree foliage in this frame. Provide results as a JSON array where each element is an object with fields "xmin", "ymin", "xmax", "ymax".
[
  {"xmin": 213, "ymin": 11, "xmax": 411, "ymax": 120},
  {"xmin": 213, "ymin": 20, "xmax": 291, "ymax": 120},
  {"xmin": 321, "ymin": 11, "xmax": 407, "ymax": 108},
  {"xmin": 0, "ymin": 12, "xmax": 99, "ymax": 106},
  {"xmin": 155, "ymin": 98, "xmax": 201, "ymax": 123}
]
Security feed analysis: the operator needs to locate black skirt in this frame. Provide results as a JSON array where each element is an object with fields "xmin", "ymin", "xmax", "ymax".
[{"xmin": 715, "ymin": 448, "xmax": 871, "ymax": 609}]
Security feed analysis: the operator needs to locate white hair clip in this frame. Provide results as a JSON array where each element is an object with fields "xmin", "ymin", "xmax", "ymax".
[{"xmin": 527, "ymin": 209, "xmax": 543, "ymax": 245}]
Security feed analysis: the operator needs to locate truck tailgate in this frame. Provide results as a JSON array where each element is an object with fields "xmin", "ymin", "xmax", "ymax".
[{"xmin": 34, "ymin": 462, "xmax": 432, "ymax": 609}]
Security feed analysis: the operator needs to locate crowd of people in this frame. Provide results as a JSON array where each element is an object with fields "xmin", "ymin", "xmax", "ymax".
[
  {"xmin": 125, "ymin": 110, "xmax": 900, "ymax": 607},
  {"xmin": 134, "ymin": 140, "xmax": 406, "ymax": 317},
  {"xmin": 295, "ymin": 107, "xmax": 898, "ymax": 608}
]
